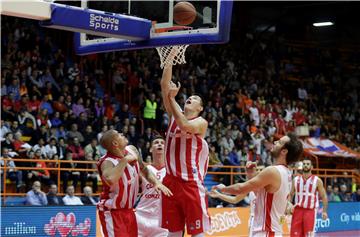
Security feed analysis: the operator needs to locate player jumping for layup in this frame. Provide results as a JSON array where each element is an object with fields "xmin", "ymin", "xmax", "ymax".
[
  {"xmin": 160, "ymin": 62, "xmax": 210, "ymax": 237},
  {"xmin": 213, "ymin": 133, "xmax": 303, "ymax": 237}
]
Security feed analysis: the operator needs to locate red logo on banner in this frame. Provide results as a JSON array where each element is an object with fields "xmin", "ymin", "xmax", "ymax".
[{"xmin": 43, "ymin": 212, "xmax": 91, "ymax": 237}]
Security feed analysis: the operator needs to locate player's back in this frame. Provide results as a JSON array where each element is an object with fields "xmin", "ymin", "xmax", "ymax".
[
  {"xmin": 165, "ymin": 117, "xmax": 209, "ymax": 182},
  {"xmin": 252, "ymin": 165, "xmax": 292, "ymax": 234}
]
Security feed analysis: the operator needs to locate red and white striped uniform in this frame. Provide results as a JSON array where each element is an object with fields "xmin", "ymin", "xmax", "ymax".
[
  {"xmin": 252, "ymin": 165, "xmax": 292, "ymax": 236},
  {"xmin": 165, "ymin": 117, "xmax": 209, "ymax": 182},
  {"xmin": 96, "ymin": 146, "xmax": 140, "ymax": 209},
  {"xmin": 294, "ymin": 175, "xmax": 319, "ymax": 209}
]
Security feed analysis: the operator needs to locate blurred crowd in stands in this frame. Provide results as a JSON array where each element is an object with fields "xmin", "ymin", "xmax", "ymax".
[{"xmin": 1, "ymin": 18, "xmax": 359, "ymax": 203}]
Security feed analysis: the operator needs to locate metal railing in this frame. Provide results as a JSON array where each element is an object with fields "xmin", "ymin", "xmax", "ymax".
[{"xmin": 1, "ymin": 158, "xmax": 358, "ymax": 200}]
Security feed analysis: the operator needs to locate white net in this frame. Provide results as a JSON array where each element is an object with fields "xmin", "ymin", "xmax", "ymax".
[{"xmin": 156, "ymin": 45, "xmax": 189, "ymax": 69}]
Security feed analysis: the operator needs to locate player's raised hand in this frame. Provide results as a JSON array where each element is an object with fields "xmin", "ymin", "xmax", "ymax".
[
  {"xmin": 168, "ymin": 81, "xmax": 181, "ymax": 98},
  {"xmin": 322, "ymin": 212, "xmax": 328, "ymax": 220},
  {"xmin": 212, "ymin": 183, "xmax": 226, "ymax": 192},
  {"xmin": 124, "ymin": 153, "xmax": 138, "ymax": 165},
  {"xmin": 155, "ymin": 183, "xmax": 173, "ymax": 197}
]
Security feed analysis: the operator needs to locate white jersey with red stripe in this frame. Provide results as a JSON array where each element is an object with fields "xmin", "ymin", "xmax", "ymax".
[
  {"xmin": 252, "ymin": 165, "xmax": 292, "ymax": 234},
  {"xmin": 294, "ymin": 175, "xmax": 319, "ymax": 209},
  {"xmin": 96, "ymin": 146, "xmax": 140, "ymax": 209},
  {"xmin": 249, "ymin": 191, "xmax": 256, "ymax": 217},
  {"xmin": 165, "ymin": 117, "xmax": 209, "ymax": 182},
  {"xmin": 249, "ymin": 191, "xmax": 256, "ymax": 237},
  {"xmin": 136, "ymin": 165, "xmax": 168, "ymax": 237},
  {"xmin": 136, "ymin": 165, "xmax": 166, "ymax": 214}
]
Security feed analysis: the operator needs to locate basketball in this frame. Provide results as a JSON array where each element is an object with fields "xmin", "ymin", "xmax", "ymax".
[{"xmin": 173, "ymin": 2, "xmax": 196, "ymax": 25}]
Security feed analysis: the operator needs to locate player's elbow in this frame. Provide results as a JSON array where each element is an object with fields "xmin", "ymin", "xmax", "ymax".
[
  {"xmin": 178, "ymin": 122, "xmax": 194, "ymax": 134},
  {"xmin": 103, "ymin": 174, "xmax": 115, "ymax": 186}
]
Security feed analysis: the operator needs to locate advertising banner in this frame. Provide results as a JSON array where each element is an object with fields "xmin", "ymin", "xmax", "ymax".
[
  {"xmin": 1, "ymin": 206, "xmax": 96, "ymax": 237},
  {"xmin": 315, "ymin": 202, "xmax": 360, "ymax": 232},
  {"xmin": 183, "ymin": 207, "xmax": 252, "ymax": 237},
  {"xmin": 4, "ymin": 202, "xmax": 358, "ymax": 237}
]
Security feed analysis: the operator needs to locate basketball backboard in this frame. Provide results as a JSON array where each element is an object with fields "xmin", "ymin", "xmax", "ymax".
[
  {"xmin": 75, "ymin": 0, "xmax": 233, "ymax": 55},
  {"xmin": 1, "ymin": 0, "xmax": 232, "ymax": 55}
]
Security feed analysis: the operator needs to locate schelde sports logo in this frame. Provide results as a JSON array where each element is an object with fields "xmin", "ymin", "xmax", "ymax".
[
  {"xmin": 43, "ymin": 212, "xmax": 91, "ymax": 237},
  {"xmin": 89, "ymin": 13, "xmax": 119, "ymax": 31},
  {"xmin": 206, "ymin": 210, "xmax": 241, "ymax": 235}
]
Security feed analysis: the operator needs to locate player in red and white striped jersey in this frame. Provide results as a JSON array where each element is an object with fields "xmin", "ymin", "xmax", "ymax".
[
  {"xmin": 289, "ymin": 158, "xmax": 328, "ymax": 237},
  {"xmin": 136, "ymin": 136, "xmax": 168, "ymax": 237},
  {"xmin": 213, "ymin": 133, "xmax": 303, "ymax": 237},
  {"xmin": 160, "ymin": 63, "xmax": 210, "ymax": 237},
  {"xmin": 96, "ymin": 130, "xmax": 172, "ymax": 237}
]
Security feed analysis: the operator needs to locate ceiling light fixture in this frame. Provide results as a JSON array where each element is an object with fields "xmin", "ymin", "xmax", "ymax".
[{"xmin": 313, "ymin": 22, "xmax": 334, "ymax": 27}]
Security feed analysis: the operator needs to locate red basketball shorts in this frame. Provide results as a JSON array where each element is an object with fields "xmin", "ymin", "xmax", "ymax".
[
  {"xmin": 290, "ymin": 206, "xmax": 316, "ymax": 236},
  {"xmin": 161, "ymin": 175, "xmax": 210, "ymax": 235},
  {"xmin": 98, "ymin": 208, "xmax": 138, "ymax": 237}
]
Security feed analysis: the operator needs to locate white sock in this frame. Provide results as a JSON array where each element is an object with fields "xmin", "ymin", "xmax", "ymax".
[
  {"xmin": 192, "ymin": 233, "xmax": 205, "ymax": 237},
  {"xmin": 168, "ymin": 231, "xmax": 183, "ymax": 237}
]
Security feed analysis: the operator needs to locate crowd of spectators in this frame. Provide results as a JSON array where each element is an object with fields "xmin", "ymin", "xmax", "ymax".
[
  {"xmin": 1, "ymin": 17, "xmax": 359, "ymax": 203},
  {"xmin": 25, "ymin": 180, "xmax": 98, "ymax": 206}
]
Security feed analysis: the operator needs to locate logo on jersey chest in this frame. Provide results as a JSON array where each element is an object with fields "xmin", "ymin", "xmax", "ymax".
[
  {"xmin": 169, "ymin": 128, "xmax": 192, "ymax": 138},
  {"xmin": 146, "ymin": 183, "xmax": 155, "ymax": 189},
  {"xmin": 144, "ymin": 193, "xmax": 160, "ymax": 199}
]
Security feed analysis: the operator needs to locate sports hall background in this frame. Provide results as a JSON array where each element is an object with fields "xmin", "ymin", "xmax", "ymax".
[{"xmin": 1, "ymin": 1, "xmax": 360, "ymax": 236}]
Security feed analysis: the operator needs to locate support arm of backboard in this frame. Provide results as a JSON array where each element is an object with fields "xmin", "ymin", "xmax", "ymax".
[
  {"xmin": 1, "ymin": 1, "xmax": 151, "ymax": 41},
  {"xmin": 40, "ymin": 4, "xmax": 151, "ymax": 40},
  {"xmin": 1, "ymin": 0, "xmax": 51, "ymax": 20}
]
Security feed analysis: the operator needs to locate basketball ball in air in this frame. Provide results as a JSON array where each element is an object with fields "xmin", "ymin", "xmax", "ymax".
[{"xmin": 173, "ymin": 2, "xmax": 197, "ymax": 25}]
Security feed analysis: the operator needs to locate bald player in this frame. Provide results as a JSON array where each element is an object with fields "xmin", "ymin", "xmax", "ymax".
[{"xmin": 96, "ymin": 130, "xmax": 172, "ymax": 237}]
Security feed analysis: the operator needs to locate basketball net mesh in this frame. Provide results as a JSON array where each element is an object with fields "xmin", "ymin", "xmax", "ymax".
[{"xmin": 156, "ymin": 45, "xmax": 189, "ymax": 69}]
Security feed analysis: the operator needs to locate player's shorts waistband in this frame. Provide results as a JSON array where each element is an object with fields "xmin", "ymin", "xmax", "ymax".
[
  {"xmin": 98, "ymin": 207, "xmax": 134, "ymax": 212},
  {"xmin": 295, "ymin": 206, "xmax": 316, "ymax": 211},
  {"xmin": 165, "ymin": 174, "xmax": 204, "ymax": 184},
  {"xmin": 110, "ymin": 208, "xmax": 135, "ymax": 212}
]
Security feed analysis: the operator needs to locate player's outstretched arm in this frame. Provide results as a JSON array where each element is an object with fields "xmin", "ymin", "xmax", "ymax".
[
  {"xmin": 168, "ymin": 82, "xmax": 208, "ymax": 137},
  {"xmin": 209, "ymin": 189, "xmax": 247, "ymax": 204},
  {"xmin": 161, "ymin": 66, "xmax": 174, "ymax": 118},
  {"xmin": 285, "ymin": 201, "xmax": 294, "ymax": 215},
  {"xmin": 160, "ymin": 48, "xmax": 180, "ymax": 118},
  {"xmin": 317, "ymin": 178, "xmax": 328, "ymax": 220},
  {"xmin": 126, "ymin": 145, "xmax": 173, "ymax": 197},
  {"xmin": 289, "ymin": 178, "xmax": 295, "ymax": 203},
  {"xmin": 141, "ymin": 166, "xmax": 173, "ymax": 197},
  {"xmin": 212, "ymin": 167, "xmax": 278, "ymax": 196}
]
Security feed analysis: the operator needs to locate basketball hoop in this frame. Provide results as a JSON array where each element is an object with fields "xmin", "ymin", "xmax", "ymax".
[
  {"xmin": 156, "ymin": 44, "xmax": 189, "ymax": 69},
  {"xmin": 155, "ymin": 26, "xmax": 191, "ymax": 69}
]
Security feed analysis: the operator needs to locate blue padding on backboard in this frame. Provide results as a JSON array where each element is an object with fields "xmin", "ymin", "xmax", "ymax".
[
  {"xmin": 40, "ymin": 4, "xmax": 151, "ymax": 40},
  {"xmin": 74, "ymin": 0, "xmax": 233, "ymax": 55}
]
